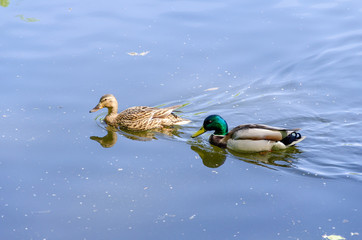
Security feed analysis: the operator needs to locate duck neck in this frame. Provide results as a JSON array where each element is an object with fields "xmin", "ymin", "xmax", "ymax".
[
  {"xmin": 213, "ymin": 122, "xmax": 228, "ymax": 136},
  {"xmin": 214, "ymin": 129, "xmax": 228, "ymax": 136},
  {"xmin": 107, "ymin": 100, "xmax": 118, "ymax": 115},
  {"xmin": 209, "ymin": 135, "xmax": 227, "ymax": 148},
  {"xmin": 107, "ymin": 107, "xmax": 118, "ymax": 115},
  {"xmin": 105, "ymin": 102, "xmax": 118, "ymax": 125}
]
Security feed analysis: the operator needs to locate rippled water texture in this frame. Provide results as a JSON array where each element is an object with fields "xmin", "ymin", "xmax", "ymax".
[{"xmin": 1, "ymin": 0, "xmax": 362, "ymax": 239}]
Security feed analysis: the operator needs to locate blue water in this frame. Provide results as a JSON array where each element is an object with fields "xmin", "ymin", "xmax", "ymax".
[{"xmin": 1, "ymin": 0, "xmax": 362, "ymax": 239}]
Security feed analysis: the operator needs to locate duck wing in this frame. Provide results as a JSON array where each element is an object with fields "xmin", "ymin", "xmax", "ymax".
[
  {"xmin": 150, "ymin": 105, "xmax": 182, "ymax": 119},
  {"xmin": 117, "ymin": 105, "xmax": 183, "ymax": 122},
  {"xmin": 228, "ymin": 124, "xmax": 300, "ymax": 141},
  {"xmin": 117, "ymin": 106, "xmax": 154, "ymax": 121}
]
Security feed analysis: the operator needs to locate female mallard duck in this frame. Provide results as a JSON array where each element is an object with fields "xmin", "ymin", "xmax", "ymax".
[
  {"xmin": 192, "ymin": 115, "xmax": 305, "ymax": 152},
  {"xmin": 90, "ymin": 94, "xmax": 191, "ymax": 131}
]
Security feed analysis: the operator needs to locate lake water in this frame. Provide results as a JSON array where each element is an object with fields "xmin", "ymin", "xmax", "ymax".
[{"xmin": 1, "ymin": 0, "xmax": 362, "ymax": 239}]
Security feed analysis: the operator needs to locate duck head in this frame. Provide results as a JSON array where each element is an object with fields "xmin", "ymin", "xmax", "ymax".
[
  {"xmin": 192, "ymin": 115, "xmax": 229, "ymax": 137},
  {"xmin": 89, "ymin": 94, "xmax": 118, "ymax": 113}
]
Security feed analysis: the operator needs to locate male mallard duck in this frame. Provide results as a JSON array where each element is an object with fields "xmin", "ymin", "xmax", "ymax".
[
  {"xmin": 192, "ymin": 115, "xmax": 305, "ymax": 152},
  {"xmin": 90, "ymin": 94, "xmax": 191, "ymax": 131}
]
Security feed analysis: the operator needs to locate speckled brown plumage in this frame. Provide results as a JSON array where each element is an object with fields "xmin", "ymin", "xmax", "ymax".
[{"xmin": 90, "ymin": 94, "xmax": 190, "ymax": 131}]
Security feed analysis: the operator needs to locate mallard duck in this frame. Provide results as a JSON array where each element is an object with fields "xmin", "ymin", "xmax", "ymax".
[
  {"xmin": 192, "ymin": 115, "xmax": 305, "ymax": 152},
  {"xmin": 90, "ymin": 94, "xmax": 191, "ymax": 131}
]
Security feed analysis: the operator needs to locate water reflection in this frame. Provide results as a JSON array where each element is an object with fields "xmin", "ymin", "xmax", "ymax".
[
  {"xmin": 91, "ymin": 125, "xmax": 302, "ymax": 170},
  {"xmin": 229, "ymin": 148, "xmax": 302, "ymax": 170},
  {"xmin": 190, "ymin": 140, "xmax": 302, "ymax": 169},
  {"xmin": 191, "ymin": 142, "xmax": 227, "ymax": 168},
  {"xmin": 90, "ymin": 127, "xmax": 119, "ymax": 148},
  {"xmin": 90, "ymin": 125, "xmax": 184, "ymax": 148}
]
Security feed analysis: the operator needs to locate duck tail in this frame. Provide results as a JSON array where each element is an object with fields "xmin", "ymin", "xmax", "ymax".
[
  {"xmin": 167, "ymin": 113, "xmax": 191, "ymax": 125},
  {"xmin": 173, "ymin": 119, "xmax": 192, "ymax": 125},
  {"xmin": 173, "ymin": 116, "xmax": 191, "ymax": 125},
  {"xmin": 280, "ymin": 132, "xmax": 306, "ymax": 146}
]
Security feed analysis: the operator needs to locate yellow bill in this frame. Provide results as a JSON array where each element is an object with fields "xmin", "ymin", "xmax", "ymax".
[{"xmin": 192, "ymin": 126, "xmax": 206, "ymax": 138}]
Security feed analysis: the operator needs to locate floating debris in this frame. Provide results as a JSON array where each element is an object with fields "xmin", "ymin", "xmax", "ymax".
[
  {"xmin": 177, "ymin": 103, "xmax": 190, "ymax": 109},
  {"xmin": 204, "ymin": 87, "xmax": 219, "ymax": 91},
  {"xmin": 233, "ymin": 92, "xmax": 241, "ymax": 97},
  {"xmin": 193, "ymin": 111, "xmax": 207, "ymax": 116},
  {"xmin": 322, "ymin": 234, "xmax": 346, "ymax": 240},
  {"xmin": 189, "ymin": 214, "xmax": 196, "ymax": 220},
  {"xmin": 1, "ymin": 0, "xmax": 9, "ymax": 7},
  {"xmin": 127, "ymin": 51, "xmax": 150, "ymax": 56},
  {"xmin": 16, "ymin": 15, "xmax": 39, "ymax": 22},
  {"xmin": 138, "ymin": 51, "xmax": 150, "ymax": 56}
]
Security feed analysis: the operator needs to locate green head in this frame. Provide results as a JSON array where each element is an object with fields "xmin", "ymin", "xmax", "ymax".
[{"xmin": 192, "ymin": 115, "xmax": 229, "ymax": 137}]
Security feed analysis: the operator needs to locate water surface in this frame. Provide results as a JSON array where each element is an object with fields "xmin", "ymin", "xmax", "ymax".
[{"xmin": 1, "ymin": 0, "xmax": 362, "ymax": 239}]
